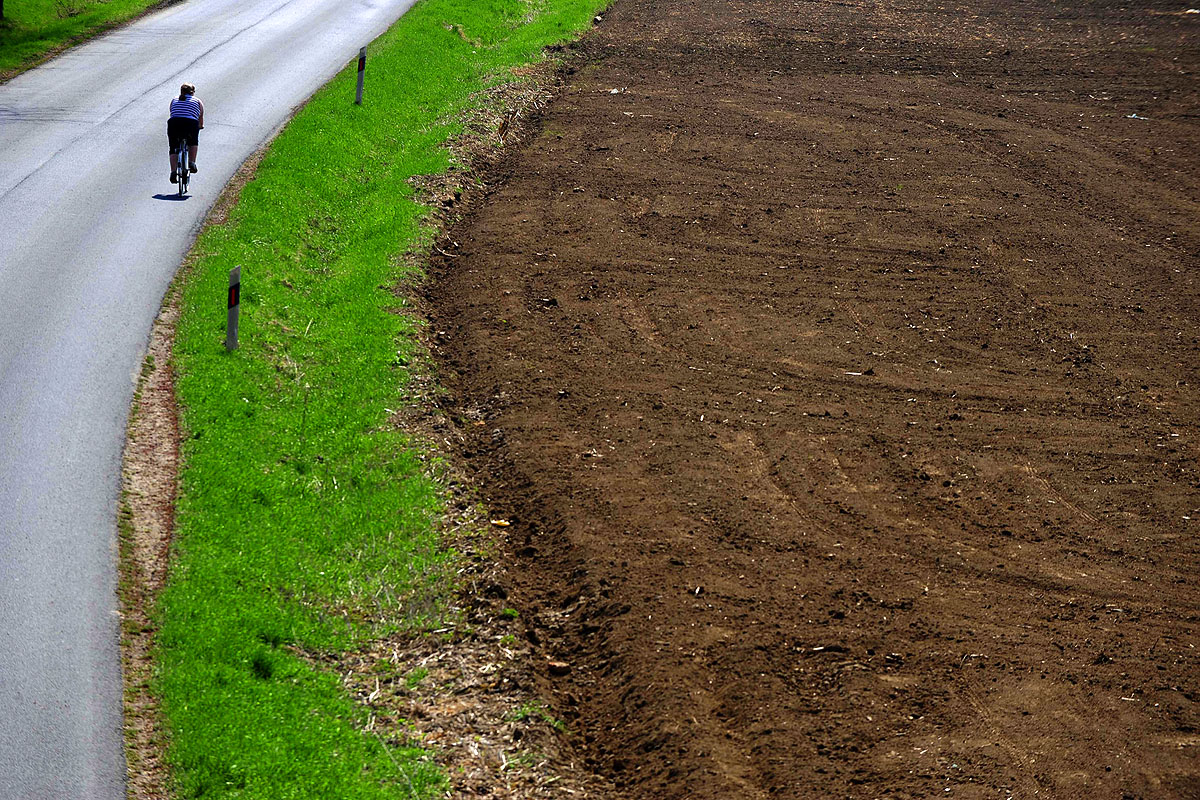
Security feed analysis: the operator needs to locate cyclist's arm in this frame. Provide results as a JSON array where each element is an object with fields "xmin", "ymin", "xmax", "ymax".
[{"xmin": 198, "ymin": 99, "xmax": 205, "ymax": 129}]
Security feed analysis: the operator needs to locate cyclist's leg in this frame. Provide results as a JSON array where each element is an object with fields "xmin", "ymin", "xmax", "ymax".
[
  {"xmin": 168, "ymin": 119, "xmax": 182, "ymax": 174},
  {"xmin": 187, "ymin": 120, "xmax": 199, "ymax": 172}
]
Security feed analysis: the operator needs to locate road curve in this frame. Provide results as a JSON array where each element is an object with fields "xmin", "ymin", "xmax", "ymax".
[{"xmin": 0, "ymin": 0, "xmax": 416, "ymax": 795}]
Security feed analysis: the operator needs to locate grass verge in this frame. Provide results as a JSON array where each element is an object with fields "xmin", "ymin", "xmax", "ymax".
[
  {"xmin": 0, "ymin": 0, "xmax": 172, "ymax": 78},
  {"xmin": 153, "ymin": 0, "xmax": 609, "ymax": 797}
]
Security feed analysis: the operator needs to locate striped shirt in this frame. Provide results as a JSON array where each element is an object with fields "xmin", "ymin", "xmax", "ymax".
[{"xmin": 169, "ymin": 95, "xmax": 201, "ymax": 120}]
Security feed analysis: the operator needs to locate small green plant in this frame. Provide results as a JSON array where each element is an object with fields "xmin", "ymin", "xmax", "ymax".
[
  {"xmin": 405, "ymin": 667, "xmax": 430, "ymax": 691},
  {"xmin": 500, "ymin": 607, "xmax": 520, "ymax": 620},
  {"xmin": 508, "ymin": 701, "xmax": 565, "ymax": 731},
  {"xmin": 499, "ymin": 633, "xmax": 518, "ymax": 647}
]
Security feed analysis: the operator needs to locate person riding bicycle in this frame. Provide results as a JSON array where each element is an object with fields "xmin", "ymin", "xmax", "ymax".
[{"xmin": 167, "ymin": 83, "xmax": 204, "ymax": 183}]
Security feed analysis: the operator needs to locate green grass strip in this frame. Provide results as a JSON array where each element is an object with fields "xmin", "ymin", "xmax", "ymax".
[
  {"xmin": 162, "ymin": 0, "xmax": 607, "ymax": 797},
  {"xmin": 0, "ymin": 0, "xmax": 166, "ymax": 76}
]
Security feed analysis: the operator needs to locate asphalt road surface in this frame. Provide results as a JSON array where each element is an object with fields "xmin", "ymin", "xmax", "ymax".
[{"xmin": 0, "ymin": 0, "xmax": 417, "ymax": 795}]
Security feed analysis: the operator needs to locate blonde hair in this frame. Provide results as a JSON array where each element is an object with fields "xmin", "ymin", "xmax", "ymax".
[{"xmin": 179, "ymin": 83, "xmax": 196, "ymax": 99}]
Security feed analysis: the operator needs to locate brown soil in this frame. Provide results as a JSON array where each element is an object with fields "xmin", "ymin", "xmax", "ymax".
[{"xmin": 426, "ymin": 0, "xmax": 1200, "ymax": 798}]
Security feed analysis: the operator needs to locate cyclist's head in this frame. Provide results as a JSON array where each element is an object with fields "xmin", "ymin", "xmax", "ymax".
[{"xmin": 179, "ymin": 83, "xmax": 196, "ymax": 99}]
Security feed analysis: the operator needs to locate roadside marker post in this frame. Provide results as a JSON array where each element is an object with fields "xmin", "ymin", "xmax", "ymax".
[
  {"xmin": 226, "ymin": 266, "xmax": 241, "ymax": 352},
  {"xmin": 355, "ymin": 46, "xmax": 367, "ymax": 105}
]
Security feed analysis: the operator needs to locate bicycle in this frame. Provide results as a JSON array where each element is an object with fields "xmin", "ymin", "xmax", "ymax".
[{"xmin": 173, "ymin": 139, "xmax": 190, "ymax": 197}]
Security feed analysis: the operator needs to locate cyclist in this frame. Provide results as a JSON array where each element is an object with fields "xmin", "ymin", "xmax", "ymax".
[{"xmin": 167, "ymin": 83, "xmax": 205, "ymax": 183}]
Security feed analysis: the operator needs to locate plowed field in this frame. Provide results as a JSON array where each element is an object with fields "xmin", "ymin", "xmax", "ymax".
[{"xmin": 428, "ymin": 0, "xmax": 1199, "ymax": 797}]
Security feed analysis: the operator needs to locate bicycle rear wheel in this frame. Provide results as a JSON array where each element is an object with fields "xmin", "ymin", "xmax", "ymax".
[{"xmin": 177, "ymin": 147, "xmax": 187, "ymax": 196}]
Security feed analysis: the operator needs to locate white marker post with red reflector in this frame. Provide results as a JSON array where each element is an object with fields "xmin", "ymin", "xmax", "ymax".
[
  {"xmin": 226, "ymin": 266, "xmax": 241, "ymax": 352},
  {"xmin": 355, "ymin": 46, "xmax": 367, "ymax": 105}
]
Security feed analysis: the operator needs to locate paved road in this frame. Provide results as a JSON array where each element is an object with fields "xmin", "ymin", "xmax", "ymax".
[{"xmin": 0, "ymin": 0, "xmax": 416, "ymax": 795}]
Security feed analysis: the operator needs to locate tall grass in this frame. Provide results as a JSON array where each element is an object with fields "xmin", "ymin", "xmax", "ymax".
[{"xmin": 159, "ymin": 0, "xmax": 608, "ymax": 796}]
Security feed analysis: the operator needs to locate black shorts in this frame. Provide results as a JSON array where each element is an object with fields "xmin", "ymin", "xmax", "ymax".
[{"xmin": 167, "ymin": 117, "xmax": 200, "ymax": 151}]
